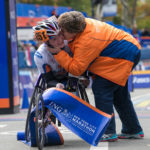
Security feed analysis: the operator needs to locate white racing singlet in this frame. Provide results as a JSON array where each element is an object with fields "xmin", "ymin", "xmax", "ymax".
[{"xmin": 34, "ymin": 42, "xmax": 69, "ymax": 77}]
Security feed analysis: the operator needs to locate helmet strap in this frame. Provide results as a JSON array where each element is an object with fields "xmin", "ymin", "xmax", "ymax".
[{"xmin": 46, "ymin": 41, "xmax": 54, "ymax": 48}]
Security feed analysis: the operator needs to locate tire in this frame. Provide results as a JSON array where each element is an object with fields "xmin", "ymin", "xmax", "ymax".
[
  {"xmin": 78, "ymin": 83, "xmax": 90, "ymax": 103},
  {"xmin": 25, "ymin": 87, "xmax": 38, "ymax": 142},
  {"xmin": 35, "ymin": 93, "xmax": 45, "ymax": 150}
]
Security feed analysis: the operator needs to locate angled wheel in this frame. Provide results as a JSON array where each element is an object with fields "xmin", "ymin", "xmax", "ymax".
[
  {"xmin": 25, "ymin": 87, "xmax": 38, "ymax": 142},
  {"xmin": 78, "ymin": 83, "xmax": 90, "ymax": 103},
  {"xmin": 35, "ymin": 93, "xmax": 45, "ymax": 150}
]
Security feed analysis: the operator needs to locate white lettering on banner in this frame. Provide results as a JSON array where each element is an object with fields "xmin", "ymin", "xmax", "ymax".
[
  {"xmin": 23, "ymin": 83, "xmax": 33, "ymax": 89},
  {"xmin": 14, "ymin": 80, "xmax": 18, "ymax": 89},
  {"xmin": 49, "ymin": 101, "xmax": 63, "ymax": 113},
  {"xmin": 49, "ymin": 101, "xmax": 97, "ymax": 136},
  {"xmin": 72, "ymin": 115, "xmax": 96, "ymax": 135},
  {"xmin": 62, "ymin": 109, "xmax": 73, "ymax": 121},
  {"xmin": 19, "ymin": 83, "xmax": 23, "ymax": 90},
  {"xmin": 10, "ymin": 10, "xmax": 15, "ymax": 19},
  {"xmin": 133, "ymin": 77, "xmax": 150, "ymax": 83},
  {"xmin": 13, "ymin": 58, "xmax": 18, "ymax": 66},
  {"xmin": 28, "ymin": 10, "xmax": 35, "ymax": 17},
  {"xmin": 11, "ymin": 34, "xmax": 17, "ymax": 42}
]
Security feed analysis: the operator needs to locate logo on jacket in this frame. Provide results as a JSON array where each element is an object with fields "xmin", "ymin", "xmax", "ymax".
[{"xmin": 35, "ymin": 51, "xmax": 43, "ymax": 58}]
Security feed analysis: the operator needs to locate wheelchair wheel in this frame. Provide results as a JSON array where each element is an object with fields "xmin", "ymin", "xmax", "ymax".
[
  {"xmin": 25, "ymin": 87, "xmax": 37, "ymax": 142},
  {"xmin": 78, "ymin": 83, "xmax": 90, "ymax": 103},
  {"xmin": 35, "ymin": 93, "xmax": 45, "ymax": 150}
]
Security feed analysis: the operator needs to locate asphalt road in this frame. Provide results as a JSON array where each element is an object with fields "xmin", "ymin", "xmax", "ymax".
[{"xmin": 0, "ymin": 88, "xmax": 150, "ymax": 150}]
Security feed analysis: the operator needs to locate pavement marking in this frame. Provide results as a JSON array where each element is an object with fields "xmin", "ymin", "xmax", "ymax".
[
  {"xmin": 0, "ymin": 131, "xmax": 17, "ymax": 135},
  {"xmin": 0, "ymin": 117, "xmax": 25, "ymax": 122},
  {"xmin": 90, "ymin": 142, "xmax": 108, "ymax": 150},
  {"xmin": 136, "ymin": 99, "xmax": 150, "ymax": 108},
  {"xmin": 132, "ymin": 93, "xmax": 150, "ymax": 105},
  {"xmin": 0, "ymin": 126, "xmax": 72, "ymax": 136},
  {"xmin": 58, "ymin": 126, "xmax": 72, "ymax": 134},
  {"xmin": 0, "ymin": 124, "xmax": 7, "ymax": 128},
  {"xmin": 132, "ymin": 92, "xmax": 150, "ymax": 100},
  {"xmin": 131, "ymin": 93, "xmax": 150, "ymax": 109}
]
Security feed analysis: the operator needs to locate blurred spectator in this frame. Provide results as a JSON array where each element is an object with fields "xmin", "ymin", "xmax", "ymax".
[
  {"xmin": 18, "ymin": 41, "xmax": 24, "ymax": 51},
  {"xmin": 51, "ymin": 8, "xmax": 58, "ymax": 18},
  {"xmin": 19, "ymin": 41, "xmax": 26, "ymax": 51},
  {"xmin": 131, "ymin": 24, "xmax": 141, "ymax": 42},
  {"xmin": 29, "ymin": 43, "xmax": 36, "ymax": 52},
  {"xmin": 134, "ymin": 61, "xmax": 145, "ymax": 71},
  {"xmin": 141, "ymin": 27, "xmax": 150, "ymax": 36}
]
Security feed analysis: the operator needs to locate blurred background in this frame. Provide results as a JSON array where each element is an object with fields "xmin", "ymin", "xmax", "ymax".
[{"xmin": 1, "ymin": 0, "xmax": 150, "ymax": 114}]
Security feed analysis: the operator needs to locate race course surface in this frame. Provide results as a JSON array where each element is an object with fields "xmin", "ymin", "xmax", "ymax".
[{"xmin": 0, "ymin": 88, "xmax": 150, "ymax": 150}]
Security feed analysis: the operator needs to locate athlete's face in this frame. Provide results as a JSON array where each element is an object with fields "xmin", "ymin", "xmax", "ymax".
[
  {"xmin": 48, "ymin": 32, "xmax": 64, "ymax": 48},
  {"xmin": 60, "ymin": 29, "xmax": 76, "ymax": 41}
]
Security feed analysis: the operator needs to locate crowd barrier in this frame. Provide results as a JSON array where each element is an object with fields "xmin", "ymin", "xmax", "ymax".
[
  {"xmin": 132, "ymin": 70, "xmax": 150, "ymax": 88},
  {"xmin": 19, "ymin": 70, "xmax": 34, "ymax": 99}
]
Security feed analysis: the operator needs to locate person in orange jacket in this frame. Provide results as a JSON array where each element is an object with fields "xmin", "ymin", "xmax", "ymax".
[{"xmin": 48, "ymin": 11, "xmax": 144, "ymax": 142}]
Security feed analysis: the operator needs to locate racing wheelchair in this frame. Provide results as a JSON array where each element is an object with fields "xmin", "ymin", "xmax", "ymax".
[{"xmin": 24, "ymin": 73, "xmax": 90, "ymax": 150}]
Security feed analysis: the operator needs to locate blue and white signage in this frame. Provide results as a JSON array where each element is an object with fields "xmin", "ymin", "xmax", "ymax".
[{"xmin": 132, "ymin": 71, "xmax": 150, "ymax": 88}]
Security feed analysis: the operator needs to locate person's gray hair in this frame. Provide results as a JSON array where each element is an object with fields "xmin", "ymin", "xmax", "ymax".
[{"xmin": 58, "ymin": 11, "xmax": 86, "ymax": 33}]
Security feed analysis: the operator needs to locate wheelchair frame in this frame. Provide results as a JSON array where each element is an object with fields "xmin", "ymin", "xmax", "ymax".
[
  {"xmin": 25, "ymin": 74, "xmax": 90, "ymax": 150},
  {"xmin": 25, "ymin": 74, "xmax": 46, "ymax": 142}
]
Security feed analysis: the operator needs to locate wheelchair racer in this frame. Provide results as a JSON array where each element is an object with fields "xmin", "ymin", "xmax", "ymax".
[
  {"xmin": 33, "ymin": 16, "xmax": 70, "ymax": 89},
  {"xmin": 33, "ymin": 16, "xmax": 90, "ymax": 90},
  {"xmin": 33, "ymin": 16, "xmax": 70, "ymax": 125}
]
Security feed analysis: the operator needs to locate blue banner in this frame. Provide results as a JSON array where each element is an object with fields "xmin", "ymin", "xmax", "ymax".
[
  {"xmin": 16, "ymin": 3, "xmax": 73, "ymax": 17},
  {"xmin": 128, "ymin": 74, "xmax": 133, "ymax": 92},
  {"xmin": 19, "ymin": 71, "xmax": 34, "ymax": 98},
  {"xmin": 132, "ymin": 72, "xmax": 150, "ymax": 88},
  {"xmin": 0, "ymin": 0, "xmax": 9, "ymax": 100},
  {"xmin": 9, "ymin": 0, "xmax": 20, "ymax": 104},
  {"xmin": 42, "ymin": 88, "xmax": 111, "ymax": 146}
]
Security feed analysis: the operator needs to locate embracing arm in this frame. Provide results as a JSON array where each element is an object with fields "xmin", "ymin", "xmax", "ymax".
[{"xmin": 54, "ymin": 40, "xmax": 101, "ymax": 76}]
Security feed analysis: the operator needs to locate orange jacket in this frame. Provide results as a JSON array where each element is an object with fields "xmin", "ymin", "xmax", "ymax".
[{"xmin": 55, "ymin": 18, "xmax": 141, "ymax": 86}]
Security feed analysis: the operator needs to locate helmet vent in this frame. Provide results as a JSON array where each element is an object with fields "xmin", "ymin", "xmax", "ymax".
[
  {"xmin": 53, "ymin": 22, "xmax": 59, "ymax": 30},
  {"xmin": 47, "ymin": 24, "xmax": 56, "ymax": 31},
  {"xmin": 47, "ymin": 31, "xmax": 55, "ymax": 34},
  {"xmin": 35, "ymin": 27, "xmax": 41, "ymax": 30},
  {"xmin": 40, "ymin": 25, "xmax": 47, "ymax": 29}
]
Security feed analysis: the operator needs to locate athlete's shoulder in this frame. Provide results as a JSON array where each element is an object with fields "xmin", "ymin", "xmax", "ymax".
[{"xmin": 34, "ymin": 43, "xmax": 47, "ymax": 59}]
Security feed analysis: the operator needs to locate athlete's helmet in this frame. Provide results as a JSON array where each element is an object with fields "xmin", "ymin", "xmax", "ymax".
[{"xmin": 33, "ymin": 16, "xmax": 60, "ymax": 42}]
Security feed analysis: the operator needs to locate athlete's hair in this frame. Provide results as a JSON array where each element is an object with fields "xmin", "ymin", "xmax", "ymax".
[{"xmin": 58, "ymin": 11, "xmax": 86, "ymax": 33}]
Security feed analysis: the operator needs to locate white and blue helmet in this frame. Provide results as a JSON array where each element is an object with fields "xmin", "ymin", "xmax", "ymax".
[{"xmin": 33, "ymin": 16, "xmax": 60, "ymax": 41}]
